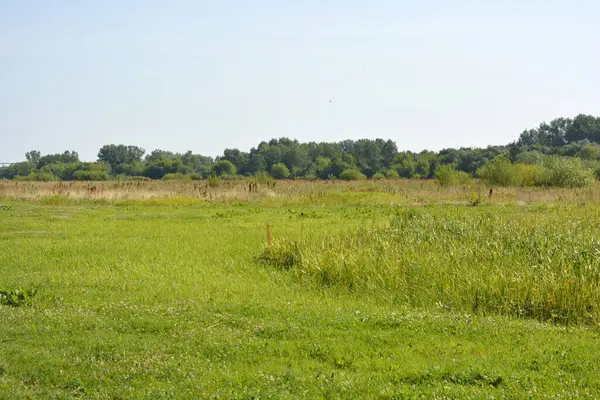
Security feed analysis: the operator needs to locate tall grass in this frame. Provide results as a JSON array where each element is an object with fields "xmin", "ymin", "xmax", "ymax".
[
  {"xmin": 478, "ymin": 155, "xmax": 595, "ymax": 188},
  {"xmin": 258, "ymin": 206, "xmax": 600, "ymax": 324}
]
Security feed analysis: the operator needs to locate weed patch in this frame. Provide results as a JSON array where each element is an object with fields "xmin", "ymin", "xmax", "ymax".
[{"xmin": 0, "ymin": 288, "xmax": 37, "ymax": 307}]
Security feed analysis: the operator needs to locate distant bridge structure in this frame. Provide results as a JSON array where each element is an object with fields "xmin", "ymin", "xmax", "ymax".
[{"xmin": 0, "ymin": 162, "xmax": 15, "ymax": 168}]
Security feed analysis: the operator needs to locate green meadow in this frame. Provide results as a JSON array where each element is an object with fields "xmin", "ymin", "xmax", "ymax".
[{"xmin": 1, "ymin": 180, "xmax": 600, "ymax": 399}]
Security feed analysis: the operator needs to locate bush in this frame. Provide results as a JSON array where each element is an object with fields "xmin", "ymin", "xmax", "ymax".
[
  {"xmin": 0, "ymin": 288, "xmax": 37, "ymax": 307},
  {"xmin": 515, "ymin": 151, "xmax": 547, "ymax": 165},
  {"xmin": 144, "ymin": 158, "xmax": 184, "ymax": 180},
  {"xmin": 40, "ymin": 162, "xmax": 80, "ymax": 180},
  {"xmin": 477, "ymin": 154, "xmax": 595, "ymax": 188},
  {"xmin": 477, "ymin": 155, "xmax": 547, "ymax": 187},
  {"xmin": 162, "ymin": 173, "xmax": 189, "ymax": 180},
  {"xmin": 270, "ymin": 163, "xmax": 290, "ymax": 179},
  {"xmin": 339, "ymin": 169, "xmax": 365, "ymax": 181},
  {"xmin": 119, "ymin": 162, "xmax": 145, "ymax": 176},
  {"xmin": 537, "ymin": 156, "xmax": 594, "ymax": 188},
  {"xmin": 212, "ymin": 160, "xmax": 237, "ymax": 176},
  {"xmin": 371, "ymin": 172, "xmax": 385, "ymax": 180},
  {"xmin": 1, "ymin": 162, "xmax": 34, "ymax": 179},
  {"xmin": 434, "ymin": 164, "xmax": 470, "ymax": 186},
  {"xmin": 72, "ymin": 170, "xmax": 109, "ymax": 181},
  {"xmin": 385, "ymin": 169, "xmax": 400, "ymax": 179},
  {"xmin": 514, "ymin": 164, "xmax": 544, "ymax": 186},
  {"xmin": 207, "ymin": 175, "xmax": 221, "ymax": 188},
  {"xmin": 127, "ymin": 176, "xmax": 152, "ymax": 182},
  {"xmin": 455, "ymin": 171, "xmax": 472, "ymax": 184},
  {"xmin": 477, "ymin": 155, "xmax": 520, "ymax": 186},
  {"xmin": 395, "ymin": 159, "xmax": 416, "ymax": 178},
  {"xmin": 15, "ymin": 172, "xmax": 58, "ymax": 182}
]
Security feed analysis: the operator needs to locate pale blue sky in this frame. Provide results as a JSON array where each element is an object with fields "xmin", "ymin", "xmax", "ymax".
[{"xmin": 1, "ymin": 0, "xmax": 599, "ymax": 161}]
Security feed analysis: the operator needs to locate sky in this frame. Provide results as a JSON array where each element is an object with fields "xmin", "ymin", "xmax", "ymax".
[{"xmin": 1, "ymin": 0, "xmax": 599, "ymax": 162}]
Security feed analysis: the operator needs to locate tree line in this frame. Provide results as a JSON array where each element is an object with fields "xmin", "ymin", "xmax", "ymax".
[{"xmin": 2, "ymin": 114, "xmax": 600, "ymax": 185}]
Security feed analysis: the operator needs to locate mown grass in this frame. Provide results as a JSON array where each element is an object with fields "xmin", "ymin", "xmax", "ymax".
[{"xmin": 1, "ymin": 181, "xmax": 600, "ymax": 398}]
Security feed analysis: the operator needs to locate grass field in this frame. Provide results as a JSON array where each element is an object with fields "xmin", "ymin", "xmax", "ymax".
[{"xmin": 2, "ymin": 180, "xmax": 600, "ymax": 398}]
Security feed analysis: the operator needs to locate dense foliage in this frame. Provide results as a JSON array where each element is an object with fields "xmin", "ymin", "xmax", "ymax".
[{"xmin": 2, "ymin": 114, "xmax": 600, "ymax": 186}]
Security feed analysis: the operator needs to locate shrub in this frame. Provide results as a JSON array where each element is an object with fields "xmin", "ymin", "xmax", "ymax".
[
  {"xmin": 255, "ymin": 238, "xmax": 302, "ymax": 271},
  {"xmin": 127, "ymin": 176, "xmax": 152, "ymax": 182},
  {"xmin": 270, "ymin": 163, "xmax": 290, "ymax": 179},
  {"xmin": 395, "ymin": 159, "xmax": 416, "ymax": 178},
  {"xmin": 385, "ymin": 169, "xmax": 400, "ymax": 179},
  {"xmin": 15, "ymin": 172, "xmax": 58, "ymax": 181},
  {"xmin": 144, "ymin": 158, "xmax": 184, "ymax": 180},
  {"xmin": 40, "ymin": 162, "xmax": 80, "ymax": 180},
  {"xmin": 339, "ymin": 169, "xmax": 365, "ymax": 181},
  {"xmin": 120, "ymin": 162, "xmax": 145, "ymax": 176},
  {"xmin": 537, "ymin": 156, "xmax": 594, "ymax": 188},
  {"xmin": 477, "ymin": 155, "xmax": 546, "ymax": 187},
  {"xmin": 514, "ymin": 164, "xmax": 544, "ymax": 186},
  {"xmin": 73, "ymin": 170, "xmax": 109, "ymax": 181},
  {"xmin": 0, "ymin": 288, "xmax": 37, "ymax": 307},
  {"xmin": 455, "ymin": 171, "xmax": 472, "ymax": 184},
  {"xmin": 253, "ymin": 171, "xmax": 274, "ymax": 184},
  {"xmin": 207, "ymin": 175, "xmax": 221, "ymax": 188},
  {"xmin": 162, "ymin": 173, "xmax": 189, "ymax": 180},
  {"xmin": 1, "ymin": 162, "xmax": 34, "ymax": 179},
  {"xmin": 477, "ymin": 155, "xmax": 520, "ymax": 186},
  {"xmin": 371, "ymin": 172, "xmax": 386, "ymax": 180},
  {"xmin": 434, "ymin": 164, "xmax": 453, "ymax": 186},
  {"xmin": 434, "ymin": 164, "xmax": 470, "ymax": 186},
  {"xmin": 515, "ymin": 151, "xmax": 547, "ymax": 165},
  {"xmin": 212, "ymin": 160, "xmax": 237, "ymax": 176},
  {"xmin": 578, "ymin": 144, "xmax": 600, "ymax": 160}
]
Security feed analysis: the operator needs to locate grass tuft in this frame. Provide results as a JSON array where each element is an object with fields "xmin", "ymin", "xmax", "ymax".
[{"xmin": 0, "ymin": 288, "xmax": 37, "ymax": 307}]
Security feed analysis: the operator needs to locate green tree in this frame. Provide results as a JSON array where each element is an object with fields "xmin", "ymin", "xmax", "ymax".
[
  {"xmin": 566, "ymin": 114, "xmax": 600, "ymax": 144},
  {"xmin": 415, "ymin": 157, "xmax": 431, "ymax": 177},
  {"xmin": 25, "ymin": 150, "xmax": 41, "ymax": 167},
  {"xmin": 41, "ymin": 162, "xmax": 80, "ymax": 180},
  {"xmin": 353, "ymin": 139, "xmax": 382, "ymax": 177},
  {"xmin": 282, "ymin": 146, "xmax": 310, "ymax": 171},
  {"xmin": 145, "ymin": 149, "xmax": 175, "ymax": 164},
  {"xmin": 313, "ymin": 157, "xmax": 332, "ymax": 179},
  {"xmin": 181, "ymin": 151, "xmax": 214, "ymax": 176},
  {"xmin": 396, "ymin": 159, "xmax": 416, "ymax": 178},
  {"xmin": 120, "ymin": 162, "xmax": 145, "ymax": 176},
  {"xmin": 379, "ymin": 139, "xmax": 398, "ymax": 168},
  {"xmin": 222, "ymin": 149, "xmax": 249, "ymax": 173},
  {"xmin": 144, "ymin": 158, "xmax": 184, "ymax": 179},
  {"xmin": 270, "ymin": 163, "xmax": 290, "ymax": 179},
  {"xmin": 1, "ymin": 162, "xmax": 33, "ymax": 179},
  {"xmin": 245, "ymin": 153, "xmax": 266, "ymax": 175},
  {"xmin": 38, "ymin": 151, "xmax": 80, "ymax": 168},
  {"xmin": 212, "ymin": 160, "xmax": 237, "ymax": 176},
  {"xmin": 98, "ymin": 145, "xmax": 145, "ymax": 172}
]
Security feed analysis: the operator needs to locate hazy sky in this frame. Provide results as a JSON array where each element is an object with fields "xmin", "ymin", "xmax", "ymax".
[{"xmin": 1, "ymin": 1, "xmax": 599, "ymax": 161}]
